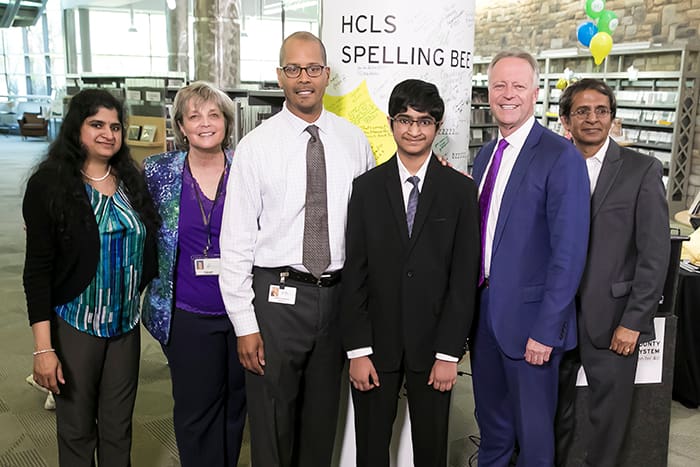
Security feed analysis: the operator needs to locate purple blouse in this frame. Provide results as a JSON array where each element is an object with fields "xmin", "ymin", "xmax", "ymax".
[{"xmin": 174, "ymin": 161, "xmax": 229, "ymax": 315}]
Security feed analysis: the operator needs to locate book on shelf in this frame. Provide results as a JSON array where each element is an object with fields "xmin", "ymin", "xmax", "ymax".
[
  {"xmin": 127, "ymin": 125, "xmax": 141, "ymax": 141},
  {"xmin": 140, "ymin": 125, "xmax": 157, "ymax": 142}
]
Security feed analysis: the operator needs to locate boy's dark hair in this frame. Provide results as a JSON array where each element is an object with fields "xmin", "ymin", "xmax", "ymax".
[{"xmin": 388, "ymin": 79, "xmax": 445, "ymax": 124}]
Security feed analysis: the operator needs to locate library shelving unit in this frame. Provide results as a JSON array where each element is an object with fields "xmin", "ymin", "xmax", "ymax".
[
  {"xmin": 222, "ymin": 88, "xmax": 285, "ymax": 145},
  {"xmin": 469, "ymin": 44, "xmax": 700, "ymax": 212},
  {"xmin": 126, "ymin": 115, "xmax": 167, "ymax": 165},
  {"xmin": 65, "ymin": 73, "xmax": 186, "ymax": 164}
]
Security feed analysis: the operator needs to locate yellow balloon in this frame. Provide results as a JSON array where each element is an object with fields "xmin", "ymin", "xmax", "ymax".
[{"xmin": 590, "ymin": 32, "xmax": 613, "ymax": 65}]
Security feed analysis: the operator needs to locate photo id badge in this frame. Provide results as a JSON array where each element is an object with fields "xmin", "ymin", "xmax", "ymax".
[
  {"xmin": 268, "ymin": 284, "xmax": 296, "ymax": 305},
  {"xmin": 192, "ymin": 255, "xmax": 221, "ymax": 276}
]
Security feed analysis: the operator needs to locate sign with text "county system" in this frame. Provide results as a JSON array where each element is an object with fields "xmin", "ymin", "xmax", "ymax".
[{"xmin": 321, "ymin": 1, "xmax": 475, "ymax": 171}]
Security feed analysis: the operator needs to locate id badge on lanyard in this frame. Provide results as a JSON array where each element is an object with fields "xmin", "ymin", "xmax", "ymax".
[{"xmin": 188, "ymin": 155, "xmax": 227, "ymax": 277}]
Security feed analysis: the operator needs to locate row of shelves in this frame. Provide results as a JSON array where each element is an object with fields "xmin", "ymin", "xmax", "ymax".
[
  {"xmin": 470, "ymin": 44, "xmax": 700, "ymax": 214},
  {"xmin": 469, "ymin": 64, "xmax": 688, "ymax": 179},
  {"xmin": 65, "ymin": 74, "xmax": 188, "ymax": 163},
  {"xmin": 65, "ymin": 74, "xmax": 287, "ymax": 164}
]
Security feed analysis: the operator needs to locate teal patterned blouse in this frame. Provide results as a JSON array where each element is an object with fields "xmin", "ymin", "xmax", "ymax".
[{"xmin": 54, "ymin": 183, "xmax": 146, "ymax": 337}]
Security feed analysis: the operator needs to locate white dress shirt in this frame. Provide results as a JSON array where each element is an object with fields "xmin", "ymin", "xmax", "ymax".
[
  {"xmin": 347, "ymin": 154, "xmax": 458, "ymax": 362},
  {"xmin": 586, "ymin": 137, "xmax": 610, "ymax": 194},
  {"xmin": 479, "ymin": 116, "xmax": 536, "ymax": 278},
  {"xmin": 220, "ymin": 103, "xmax": 375, "ymax": 336}
]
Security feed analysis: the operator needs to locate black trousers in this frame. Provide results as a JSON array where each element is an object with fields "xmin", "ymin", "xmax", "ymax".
[
  {"xmin": 52, "ymin": 316, "xmax": 140, "ymax": 467},
  {"xmin": 555, "ymin": 327, "xmax": 639, "ymax": 467},
  {"xmin": 351, "ymin": 364, "xmax": 451, "ymax": 467},
  {"xmin": 246, "ymin": 267, "xmax": 345, "ymax": 467},
  {"xmin": 162, "ymin": 308, "xmax": 246, "ymax": 467}
]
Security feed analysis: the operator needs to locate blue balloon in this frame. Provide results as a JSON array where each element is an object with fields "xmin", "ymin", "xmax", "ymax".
[{"xmin": 577, "ymin": 21, "xmax": 598, "ymax": 47}]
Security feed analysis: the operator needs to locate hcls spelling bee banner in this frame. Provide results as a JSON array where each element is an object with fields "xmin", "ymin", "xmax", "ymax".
[{"xmin": 321, "ymin": 1, "xmax": 475, "ymax": 170}]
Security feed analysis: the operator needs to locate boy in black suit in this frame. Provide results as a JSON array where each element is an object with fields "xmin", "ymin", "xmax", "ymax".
[{"xmin": 342, "ymin": 79, "xmax": 480, "ymax": 467}]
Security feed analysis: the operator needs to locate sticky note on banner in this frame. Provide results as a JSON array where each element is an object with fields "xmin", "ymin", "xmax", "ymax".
[{"xmin": 324, "ymin": 80, "xmax": 396, "ymax": 165}]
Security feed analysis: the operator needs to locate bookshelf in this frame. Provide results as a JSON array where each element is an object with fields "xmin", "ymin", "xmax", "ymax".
[
  {"xmin": 469, "ymin": 44, "xmax": 700, "ymax": 212},
  {"xmin": 126, "ymin": 115, "xmax": 167, "ymax": 165},
  {"xmin": 65, "ymin": 73, "xmax": 186, "ymax": 158},
  {"xmin": 222, "ymin": 88, "xmax": 285, "ymax": 145}
]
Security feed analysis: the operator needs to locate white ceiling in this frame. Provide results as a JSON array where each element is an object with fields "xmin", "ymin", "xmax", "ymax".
[{"xmin": 60, "ymin": 0, "xmax": 165, "ymax": 13}]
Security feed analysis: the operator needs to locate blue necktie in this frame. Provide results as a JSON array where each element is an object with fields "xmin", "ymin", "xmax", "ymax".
[{"xmin": 406, "ymin": 176, "xmax": 420, "ymax": 236}]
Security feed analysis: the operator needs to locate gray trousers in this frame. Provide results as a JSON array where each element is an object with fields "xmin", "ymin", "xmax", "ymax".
[
  {"xmin": 556, "ymin": 325, "xmax": 639, "ymax": 467},
  {"xmin": 246, "ymin": 267, "xmax": 345, "ymax": 467},
  {"xmin": 53, "ymin": 316, "xmax": 140, "ymax": 467}
]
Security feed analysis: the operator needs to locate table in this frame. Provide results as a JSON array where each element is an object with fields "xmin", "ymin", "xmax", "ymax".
[{"xmin": 672, "ymin": 268, "xmax": 700, "ymax": 407}]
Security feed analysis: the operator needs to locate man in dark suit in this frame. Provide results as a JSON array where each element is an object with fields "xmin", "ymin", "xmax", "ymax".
[
  {"xmin": 470, "ymin": 50, "xmax": 590, "ymax": 466},
  {"xmin": 342, "ymin": 79, "xmax": 480, "ymax": 467},
  {"xmin": 554, "ymin": 79, "xmax": 670, "ymax": 467}
]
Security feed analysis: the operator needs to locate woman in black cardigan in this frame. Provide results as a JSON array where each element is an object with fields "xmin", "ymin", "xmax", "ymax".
[{"xmin": 22, "ymin": 89, "xmax": 159, "ymax": 467}]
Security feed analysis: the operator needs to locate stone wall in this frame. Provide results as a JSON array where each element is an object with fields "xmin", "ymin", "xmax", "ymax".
[
  {"xmin": 475, "ymin": 0, "xmax": 700, "ymax": 209},
  {"xmin": 475, "ymin": 0, "xmax": 699, "ymax": 56}
]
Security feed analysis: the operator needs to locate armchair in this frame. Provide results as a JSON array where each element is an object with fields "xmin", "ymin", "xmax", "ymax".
[{"xmin": 18, "ymin": 112, "xmax": 48, "ymax": 139}]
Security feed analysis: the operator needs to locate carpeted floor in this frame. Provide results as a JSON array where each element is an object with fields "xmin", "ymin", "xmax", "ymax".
[
  {"xmin": 0, "ymin": 134, "xmax": 698, "ymax": 467},
  {"xmin": 0, "ymin": 136, "xmax": 183, "ymax": 467}
]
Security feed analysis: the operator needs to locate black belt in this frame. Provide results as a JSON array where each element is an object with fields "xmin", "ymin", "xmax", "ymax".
[{"xmin": 266, "ymin": 267, "xmax": 342, "ymax": 287}]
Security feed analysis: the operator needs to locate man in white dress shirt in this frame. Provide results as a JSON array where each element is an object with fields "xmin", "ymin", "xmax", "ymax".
[{"xmin": 219, "ymin": 31, "xmax": 375, "ymax": 467}]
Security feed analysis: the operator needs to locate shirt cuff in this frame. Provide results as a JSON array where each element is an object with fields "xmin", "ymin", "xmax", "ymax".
[
  {"xmin": 347, "ymin": 347, "xmax": 373, "ymax": 359},
  {"xmin": 228, "ymin": 307, "xmax": 260, "ymax": 336},
  {"xmin": 435, "ymin": 352, "xmax": 459, "ymax": 362}
]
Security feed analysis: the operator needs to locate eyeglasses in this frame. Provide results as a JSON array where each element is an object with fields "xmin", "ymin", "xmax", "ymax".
[
  {"xmin": 390, "ymin": 116, "xmax": 438, "ymax": 128},
  {"xmin": 278, "ymin": 64, "xmax": 326, "ymax": 78},
  {"xmin": 570, "ymin": 107, "xmax": 612, "ymax": 119}
]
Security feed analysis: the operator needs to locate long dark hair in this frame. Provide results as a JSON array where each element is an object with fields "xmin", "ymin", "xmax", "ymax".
[{"xmin": 33, "ymin": 88, "xmax": 159, "ymax": 233}]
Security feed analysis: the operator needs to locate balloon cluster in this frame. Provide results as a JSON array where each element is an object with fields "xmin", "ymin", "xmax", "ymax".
[
  {"xmin": 577, "ymin": 0, "xmax": 619, "ymax": 65},
  {"xmin": 555, "ymin": 68, "xmax": 580, "ymax": 90}
]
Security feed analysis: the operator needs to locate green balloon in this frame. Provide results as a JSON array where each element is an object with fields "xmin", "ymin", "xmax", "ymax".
[
  {"xmin": 585, "ymin": 0, "xmax": 606, "ymax": 19},
  {"xmin": 597, "ymin": 10, "xmax": 619, "ymax": 35}
]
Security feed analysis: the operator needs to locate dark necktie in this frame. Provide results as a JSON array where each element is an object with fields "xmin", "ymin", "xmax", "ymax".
[
  {"xmin": 479, "ymin": 138, "xmax": 509, "ymax": 284},
  {"xmin": 303, "ymin": 125, "xmax": 330, "ymax": 278},
  {"xmin": 406, "ymin": 176, "xmax": 420, "ymax": 236}
]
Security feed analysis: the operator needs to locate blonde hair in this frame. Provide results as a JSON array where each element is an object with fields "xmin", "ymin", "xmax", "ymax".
[
  {"xmin": 487, "ymin": 49, "xmax": 540, "ymax": 89},
  {"xmin": 172, "ymin": 81, "xmax": 236, "ymax": 150}
]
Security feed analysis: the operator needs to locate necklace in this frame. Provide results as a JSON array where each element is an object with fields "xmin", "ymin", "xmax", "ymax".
[{"xmin": 81, "ymin": 165, "xmax": 111, "ymax": 182}]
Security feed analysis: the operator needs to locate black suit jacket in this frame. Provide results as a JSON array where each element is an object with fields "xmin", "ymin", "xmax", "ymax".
[
  {"xmin": 342, "ymin": 155, "xmax": 480, "ymax": 372},
  {"xmin": 578, "ymin": 140, "xmax": 670, "ymax": 348}
]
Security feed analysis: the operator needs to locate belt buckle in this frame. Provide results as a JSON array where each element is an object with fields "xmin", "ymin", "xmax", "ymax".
[{"xmin": 318, "ymin": 272, "xmax": 334, "ymax": 287}]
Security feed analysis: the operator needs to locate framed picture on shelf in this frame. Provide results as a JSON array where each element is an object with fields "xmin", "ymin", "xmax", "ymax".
[
  {"xmin": 125, "ymin": 90, "xmax": 141, "ymax": 101},
  {"xmin": 140, "ymin": 125, "xmax": 157, "ymax": 142},
  {"xmin": 127, "ymin": 125, "xmax": 141, "ymax": 141}
]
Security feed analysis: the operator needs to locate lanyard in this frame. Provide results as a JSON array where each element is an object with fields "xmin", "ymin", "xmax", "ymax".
[{"xmin": 185, "ymin": 155, "xmax": 229, "ymax": 256}]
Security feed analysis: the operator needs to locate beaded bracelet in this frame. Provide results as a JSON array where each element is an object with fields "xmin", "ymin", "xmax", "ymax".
[{"xmin": 32, "ymin": 348, "xmax": 55, "ymax": 356}]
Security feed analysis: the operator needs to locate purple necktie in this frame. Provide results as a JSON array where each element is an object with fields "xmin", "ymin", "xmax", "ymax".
[{"xmin": 479, "ymin": 138, "xmax": 509, "ymax": 285}]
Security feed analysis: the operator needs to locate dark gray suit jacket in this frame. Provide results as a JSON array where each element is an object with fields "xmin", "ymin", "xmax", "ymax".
[{"xmin": 578, "ymin": 139, "xmax": 670, "ymax": 348}]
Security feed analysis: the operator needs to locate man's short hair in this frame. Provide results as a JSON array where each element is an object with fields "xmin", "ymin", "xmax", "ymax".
[
  {"xmin": 388, "ymin": 79, "xmax": 445, "ymax": 123},
  {"xmin": 279, "ymin": 31, "xmax": 327, "ymax": 66},
  {"xmin": 559, "ymin": 78, "xmax": 617, "ymax": 119},
  {"xmin": 487, "ymin": 49, "xmax": 540, "ymax": 88}
]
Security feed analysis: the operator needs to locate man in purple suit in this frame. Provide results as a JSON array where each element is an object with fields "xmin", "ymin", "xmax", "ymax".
[{"xmin": 470, "ymin": 50, "xmax": 590, "ymax": 466}]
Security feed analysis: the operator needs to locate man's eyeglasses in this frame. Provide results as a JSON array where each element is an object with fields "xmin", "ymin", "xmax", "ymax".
[
  {"xmin": 278, "ymin": 64, "xmax": 327, "ymax": 78},
  {"xmin": 570, "ymin": 107, "xmax": 612, "ymax": 119},
  {"xmin": 390, "ymin": 116, "xmax": 438, "ymax": 128}
]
